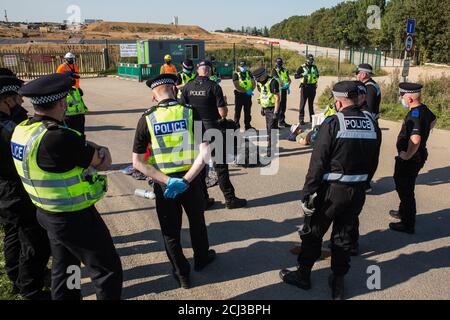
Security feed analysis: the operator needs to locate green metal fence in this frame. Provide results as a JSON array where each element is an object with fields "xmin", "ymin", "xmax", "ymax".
[
  {"xmin": 348, "ymin": 48, "xmax": 382, "ymax": 70},
  {"xmin": 118, "ymin": 61, "xmax": 233, "ymax": 82}
]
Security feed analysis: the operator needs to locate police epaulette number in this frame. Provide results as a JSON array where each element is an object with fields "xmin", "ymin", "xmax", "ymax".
[{"xmin": 144, "ymin": 106, "xmax": 158, "ymax": 116}]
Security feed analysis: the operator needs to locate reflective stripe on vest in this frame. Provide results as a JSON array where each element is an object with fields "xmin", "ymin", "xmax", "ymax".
[
  {"xmin": 275, "ymin": 68, "xmax": 290, "ymax": 86},
  {"xmin": 258, "ymin": 78, "xmax": 276, "ymax": 108},
  {"xmin": 236, "ymin": 71, "xmax": 253, "ymax": 91},
  {"xmin": 146, "ymin": 103, "xmax": 198, "ymax": 175},
  {"xmin": 11, "ymin": 121, "xmax": 107, "ymax": 213},
  {"xmin": 366, "ymin": 81, "xmax": 381, "ymax": 97},
  {"xmin": 323, "ymin": 173, "xmax": 369, "ymax": 183},
  {"xmin": 301, "ymin": 66, "xmax": 319, "ymax": 85},
  {"xmin": 66, "ymin": 88, "xmax": 88, "ymax": 116},
  {"xmin": 181, "ymin": 72, "xmax": 196, "ymax": 86},
  {"xmin": 335, "ymin": 112, "xmax": 377, "ymax": 140}
]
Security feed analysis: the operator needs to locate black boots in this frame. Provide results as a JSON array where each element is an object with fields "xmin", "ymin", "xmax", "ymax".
[
  {"xmin": 389, "ymin": 210, "xmax": 401, "ymax": 220},
  {"xmin": 279, "ymin": 268, "xmax": 312, "ymax": 290},
  {"xmin": 226, "ymin": 197, "xmax": 248, "ymax": 210},
  {"xmin": 329, "ymin": 274, "xmax": 345, "ymax": 300},
  {"xmin": 194, "ymin": 250, "xmax": 217, "ymax": 272},
  {"xmin": 389, "ymin": 222, "xmax": 415, "ymax": 234}
]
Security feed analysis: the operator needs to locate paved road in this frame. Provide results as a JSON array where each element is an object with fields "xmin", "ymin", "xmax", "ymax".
[{"xmin": 31, "ymin": 77, "xmax": 449, "ymax": 300}]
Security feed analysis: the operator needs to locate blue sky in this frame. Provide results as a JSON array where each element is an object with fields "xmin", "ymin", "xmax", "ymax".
[{"xmin": 2, "ymin": 0, "xmax": 343, "ymax": 30}]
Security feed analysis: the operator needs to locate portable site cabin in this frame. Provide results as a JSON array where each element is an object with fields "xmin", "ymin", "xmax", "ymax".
[
  {"xmin": 118, "ymin": 39, "xmax": 234, "ymax": 81},
  {"xmin": 137, "ymin": 39, "xmax": 206, "ymax": 65}
]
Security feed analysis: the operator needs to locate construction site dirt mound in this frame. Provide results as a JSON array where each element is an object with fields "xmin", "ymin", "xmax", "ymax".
[{"xmin": 84, "ymin": 21, "xmax": 211, "ymax": 38}]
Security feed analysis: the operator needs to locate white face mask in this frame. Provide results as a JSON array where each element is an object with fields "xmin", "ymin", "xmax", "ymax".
[{"xmin": 401, "ymin": 98, "xmax": 409, "ymax": 109}]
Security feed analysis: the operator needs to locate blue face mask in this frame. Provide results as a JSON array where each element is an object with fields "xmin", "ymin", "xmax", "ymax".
[
  {"xmin": 184, "ymin": 69, "xmax": 192, "ymax": 74},
  {"xmin": 239, "ymin": 67, "xmax": 247, "ymax": 72}
]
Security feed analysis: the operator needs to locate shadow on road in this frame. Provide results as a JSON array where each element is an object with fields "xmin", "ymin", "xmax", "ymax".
[
  {"xmin": 233, "ymin": 209, "xmax": 450, "ymax": 300},
  {"xmin": 371, "ymin": 165, "xmax": 450, "ymax": 196},
  {"xmin": 86, "ymin": 125, "xmax": 134, "ymax": 132},
  {"xmin": 88, "ymin": 108, "xmax": 149, "ymax": 116},
  {"xmin": 115, "ymin": 209, "xmax": 450, "ymax": 299}
]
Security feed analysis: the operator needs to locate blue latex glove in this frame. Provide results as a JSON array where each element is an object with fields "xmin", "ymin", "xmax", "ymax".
[
  {"xmin": 246, "ymin": 90, "xmax": 254, "ymax": 96},
  {"xmin": 282, "ymin": 83, "xmax": 290, "ymax": 90},
  {"xmin": 164, "ymin": 178, "xmax": 189, "ymax": 199},
  {"xmin": 287, "ymin": 87, "xmax": 291, "ymax": 95}
]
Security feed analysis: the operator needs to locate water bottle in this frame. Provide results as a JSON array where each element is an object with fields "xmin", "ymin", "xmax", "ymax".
[{"xmin": 135, "ymin": 189, "xmax": 156, "ymax": 200}]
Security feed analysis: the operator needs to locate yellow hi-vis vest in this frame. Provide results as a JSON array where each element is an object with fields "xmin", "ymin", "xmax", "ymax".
[
  {"xmin": 257, "ymin": 78, "xmax": 276, "ymax": 108},
  {"xmin": 180, "ymin": 72, "xmax": 197, "ymax": 86},
  {"xmin": 301, "ymin": 65, "xmax": 319, "ymax": 86},
  {"xmin": 275, "ymin": 68, "xmax": 290, "ymax": 87},
  {"xmin": 11, "ymin": 121, "xmax": 107, "ymax": 213},
  {"xmin": 145, "ymin": 102, "xmax": 198, "ymax": 175},
  {"xmin": 66, "ymin": 87, "xmax": 88, "ymax": 117},
  {"xmin": 177, "ymin": 72, "xmax": 197, "ymax": 99},
  {"xmin": 235, "ymin": 70, "xmax": 253, "ymax": 91}
]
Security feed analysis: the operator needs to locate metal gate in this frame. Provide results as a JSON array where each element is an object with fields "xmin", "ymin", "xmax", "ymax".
[{"xmin": 0, "ymin": 51, "xmax": 106, "ymax": 79}]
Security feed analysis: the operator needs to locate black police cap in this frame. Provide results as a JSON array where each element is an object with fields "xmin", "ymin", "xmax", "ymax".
[
  {"xmin": 356, "ymin": 64, "xmax": 373, "ymax": 74},
  {"xmin": 146, "ymin": 74, "xmax": 178, "ymax": 90},
  {"xmin": 0, "ymin": 68, "xmax": 16, "ymax": 77},
  {"xmin": 0, "ymin": 76, "xmax": 24, "ymax": 95},
  {"xmin": 182, "ymin": 59, "xmax": 194, "ymax": 70},
  {"xmin": 252, "ymin": 67, "xmax": 267, "ymax": 80},
  {"xmin": 332, "ymin": 81, "xmax": 360, "ymax": 99},
  {"xmin": 399, "ymin": 82, "xmax": 423, "ymax": 95},
  {"xmin": 19, "ymin": 73, "xmax": 73, "ymax": 105},
  {"xmin": 198, "ymin": 60, "xmax": 212, "ymax": 68}
]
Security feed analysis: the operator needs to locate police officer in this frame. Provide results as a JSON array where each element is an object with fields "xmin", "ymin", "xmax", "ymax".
[
  {"xmin": 272, "ymin": 58, "xmax": 292, "ymax": 128},
  {"xmin": 132, "ymin": 74, "xmax": 216, "ymax": 289},
  {"xmin": 176, "ymin": 59, "xmax": 197, "ymax": 100},
  {"xmin": 0, "ymin": 68, "xmax": 29, "ymax": 123},
  {"xmin": 295, "ymin": 54, "xmax": 320, "ymax": 125},
  {"xmin": 279, "ymin": 81, "xmax": 382, "ymax": 300},
  {"xmin": 181, "ymin": 60, "xmax": 247, "ymax": 210},
  {"xmin": 12, "ymin": 73, "xmax": 123, "ymax": 300},
  {"xmin": 389, "ymin": 83, "xmax": 436, "ymax": 234},
  {"xmin": 253, "ymin": 67, "xmax": 280, "ymax": 158},
  {"xmin": 233, "ymin": 61, "xmax": 256, "ymax": 130},
  {"xmin": 355, "ymin": 64, "xmax": 381, "ymax": 119},
  {"xmin": 65, "ymin": 84, "xmax": 88, "ymax": 134},
  {"xmin": 209, "ymin": 56, "xmax": 221, "ymax": 84},
  {"xmin": 0, "ymin": 74, "xmax": 51, "ymax": 300}
]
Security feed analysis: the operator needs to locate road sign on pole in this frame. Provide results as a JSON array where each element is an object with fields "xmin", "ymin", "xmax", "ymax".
[
  {"xmin": 407, "ymin": 19, "xmax": 416, "ymax": 34},
  {"xmin": 405, "ymin": 35, "xmax": 414, "ymax": 52},
  {"xmin": 402, "ymin": 59, "xmax": 411, "ymax": 80}
]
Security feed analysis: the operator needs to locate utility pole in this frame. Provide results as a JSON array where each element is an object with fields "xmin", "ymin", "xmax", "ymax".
[{"xmin": 4, "ymin": 10, "xmax": 9, "ymax": 23}]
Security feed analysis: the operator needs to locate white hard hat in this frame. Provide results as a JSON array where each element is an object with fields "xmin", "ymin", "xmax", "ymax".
[{"xmin": 64, "ymin": 52, "xmax": 76, "ymax": 59}]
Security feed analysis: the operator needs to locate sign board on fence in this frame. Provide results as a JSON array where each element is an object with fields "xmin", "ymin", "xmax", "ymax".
[
  {"xmin": 406, "ymin": 19, "xmax": 416, "ymax": 34},
  {"xmin": 405, "ymin": 35, "xmax": 414, "ymax": 52},
  {"xmin": 402, "ymin": 59, "xmax": 411, "ymax": 78},
  {"xmin": 120, "ymin": 44, "xmax": 138, "ymax": 57},
  {"xmin": 3, "ymin": 55, "xmax": 18, "ymax": 67}
]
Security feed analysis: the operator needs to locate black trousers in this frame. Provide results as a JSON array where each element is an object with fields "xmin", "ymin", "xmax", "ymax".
[
  {"xmin": 0, "ymin": 187, "xmax": 50, "ymax": 298},
  {"xmin": 234, "ymin": 93, "xmax": 253, "ymax": 129},
  {"xmin": 37, "ymin": 206, "xmax": 123, "ymax": 300},
  {"xmin": 64, "ymin": 114, "xmax": 86, "ymax": 134},
  {"xmin": 263, "ymin": 107, "xmax": 279, "ymax": 157},
  {"xmin": 394, "ymin": 158, "xmax": 425, "ymax": 228},
  {"xmin": 154, "ymin": 176, "xmax": 210, "ymax": 278},
  {"xmin": 299, "ymin": 86, "xmax": 317, "ymax": 123},
  {"xmin": 298, "ymin": 183, "xmax": 366, "ymax": 276},
  {"xmin": 279, "ymin": 89, "xmax": 288, "ymax": 123}
]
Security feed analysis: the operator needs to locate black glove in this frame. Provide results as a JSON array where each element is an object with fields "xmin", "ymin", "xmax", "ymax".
[
  {"xmin": 78, "ymin": 88, "xmax": 84, "ymax": 96},
  {"xmin": 261, "ymin": 109, "xmax": 265, "ymax": 117}
]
